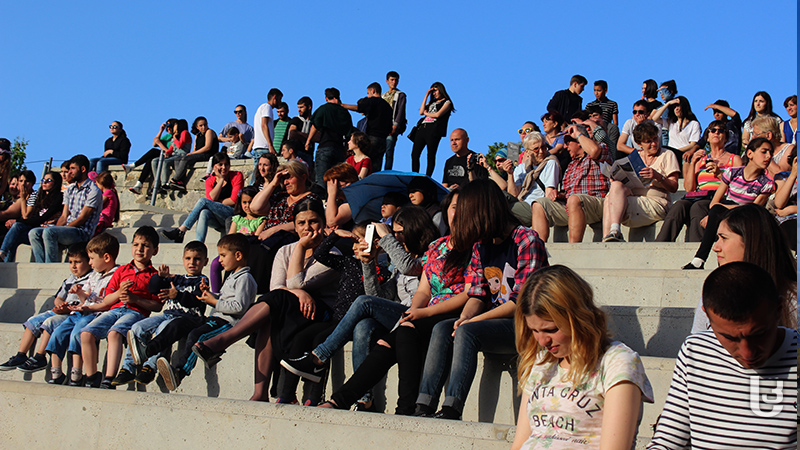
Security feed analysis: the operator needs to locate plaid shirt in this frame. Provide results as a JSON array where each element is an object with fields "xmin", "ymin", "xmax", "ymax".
[
  {"xmin": 562, "ymin": 143, "xmax": 613, "ymax": 199},
  {"xmin": 64, "ymin": 177, "xmax": 103, "ymax": 237},
  {"xmin": 465, "ymin": 226, "xmax": 548, "ymax": 308}
]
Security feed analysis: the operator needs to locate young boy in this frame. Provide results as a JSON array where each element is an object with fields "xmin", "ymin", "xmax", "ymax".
[
  {"xmin": 157, "ymin": 233, "xmax": 256, "ymax": 391},
  {"xmin": 79, "ymin": 226, "xmax": 161, "ymax": 388},
  {"xmin": 112, "ymin": 241, "xmax": 209, "ymax": 386},
  {"xmin": 586, "ymin": 79, "xmax": 619, "ymax": 126},
  {"xmin": 226, "ymin": 128, "xmax": 246, "ymax": 160},
  {"xmin": 379, "ymin": 191, "xmax": 408, "ymax": 226},
  {"xmin": 44, "ymin": 233, "xmax": 120, "ymax": 385},
  {"xmin": 0, "ymin": 244, "xmax": 91, "ymax": 373}
]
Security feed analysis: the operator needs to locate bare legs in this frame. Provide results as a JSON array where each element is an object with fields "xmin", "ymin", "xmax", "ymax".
[{"xmin": 602, "ymin": 181, "xmax": 628, "ymax": 236}]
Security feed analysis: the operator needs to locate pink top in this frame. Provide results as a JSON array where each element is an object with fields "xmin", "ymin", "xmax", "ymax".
[{"xmin": 98, "ymin": 189, "xmax": 119, "ymax": 229}]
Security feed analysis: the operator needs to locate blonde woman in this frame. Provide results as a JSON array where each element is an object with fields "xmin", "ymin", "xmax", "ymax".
[{"xmin": 511, "ymin": 265, "xmax": 653, "ymax": 450}]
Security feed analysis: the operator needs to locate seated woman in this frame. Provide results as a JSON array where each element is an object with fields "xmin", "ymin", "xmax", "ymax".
[
  {"xmin": 511, "ymin": 265, "xmax": 654, "ymax": 450},
  {"xmin": 126, "ymin": 119, "xmax": 178, "ymax": 194},
  {"xmin": 192, "ymin": 198, "xmax": 340, "ymax": 402},
  {"xmin": 0, "ymin": 171, "xmax": 62, "ymax": 262},
  {"xmin": 0, "ymin": 172, "xmax": 35, "ymax": 236},
  {"xmin": 505, "ymin": 132, "xmax": 560, "ymax": 206},
  {"xmin": 413, "ymin": 179, "xmax": 548, "ymax": 420},
  {"xmin": 656, "ymin": 120, "xmax": 742, "ymax": 242},
  {"xmin": 152, "ymin": 119, "xmax": 192, "ymax": 192},
  {"xmin": 407, "ymin": 176, "xmax": 445, "ymax": 235},
  {"xmin": 161, "ymin": 152, "xmax": 243, "ymax": 243},
  {"xmin": 251, "ymin": 153, "xmax": 278, "ymax": 191},
  {"xmin": 280, "ymin": 201, "xmax": 447, "ymax": 410},
  {"xmin": 781, "ymin": 95, "xmax": 797, "ymax": 145},
  {"xmin": 324, "ymin": 163, "xmax": 358, "ymax": 230},
  {"xmin": 602, "ymin": 122, "xmax": 680, "ymax": 242},
  {"xmin": 742, "ymin": 91, "xmax": 783, "ymax": 146},
  {"xmin": 541, "ymin": 111, "xmax": 568, "ymax": 171},
  {"xmin": 0, "ymin": 173, "xmax": 21, "ymax": 222},
  {"xmin": 345, "ymin": 131, "xmax": 373, "ymax": 179},
  {"xmin": 690, "ymin": 203, "xmax": 796, "ymax": 334},
  {"xmin": 166, "ymin": 116, "xmax": 220, "ymax": 192},
  {"xmin": 773, "ymin": 157, "xmax": 797, "ymax": 251},
  {"xmin": 683, "ymin": 138, "xmax": 775, "ymax": 270},
  {"xmin": 650, "ymin": 96, "xmax": 701, "ymax": 160},
  {"xmin": 90, "ymin": 121, "xmax": 131, "ymax": 174},
  {"xmin": 318, "ymin": 190, "xmax": 470, "ymax": 415}
]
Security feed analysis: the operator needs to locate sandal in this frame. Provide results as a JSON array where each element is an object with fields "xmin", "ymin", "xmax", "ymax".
[{"xmin": 191, "ymin": 342, "xmax": 224, "ymax": 368}]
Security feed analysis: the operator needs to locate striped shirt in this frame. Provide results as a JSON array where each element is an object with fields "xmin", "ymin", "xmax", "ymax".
[
  {"xmin": 721, "ymin": 166, "xmax": 774, "ymax": 204},
  {"xmin": 648, "ymin": 329, "xmax": 797, "ymax": 450}
]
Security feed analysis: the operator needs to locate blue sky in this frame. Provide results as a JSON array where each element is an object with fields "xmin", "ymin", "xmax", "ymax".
[{"xmin": 1, "ymin": 1, "xmax": 796, "ymax": 186}]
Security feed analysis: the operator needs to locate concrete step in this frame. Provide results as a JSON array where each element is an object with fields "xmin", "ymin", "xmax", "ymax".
[
  {"xmin": 0, "ymin": 263, "xmax": 195, "ymax": 290},
  {"xmin": 546, "ymin": 242, "xmax": 717, "ymax": 270},
  {"xmin": 0, "ymin": 321, "xmax": 676, "ymax": 447}
]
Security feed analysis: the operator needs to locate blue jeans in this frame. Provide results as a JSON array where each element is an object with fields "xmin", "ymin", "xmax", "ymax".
[
  {"xmin": 313, "ymin": 295, "xmax": 406, "ymax": 369},
  {"xmin": 121, "ymin": 314, "xmax": 176, "ymax": 371},
  {"xmin": 28, "ymin": 226, "xmax": 89, "ymax": 263},
  {"xmin": 23, "ymin": 310, "xmax": 57, "ymax": 337},
  {"xmin": 46, "ymin": 312, "xmax": 99, "ymax": 359},
  {"xmin": 385, "ymin": 135, "xmax": 397, "ymax": 170},
  {"xmin": 81, "ymin": 306, "xmax": 145, "ymax": 340},
  {"xmin": 1, "ymin": 222, "xmax": 33, "ymax": 262},
  {"xmin": 368, "ymin": 135, "xmax": 386, "ymax": 172},
  {"xmin": 89, "ymin": 157, "xmax": 124, "ymax": 174},
  {"xmin": 181, "ymin": 198, "xmax": 233, "ymax": 243},
  {"xmin": 314, "ymin": 145, "xmax": 345, "ymax": 188},
  {"xmin": 417, "ymin": 317, "xmax": 515, "ymax": 413}
]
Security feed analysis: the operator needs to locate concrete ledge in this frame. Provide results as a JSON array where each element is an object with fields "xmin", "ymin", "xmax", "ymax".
[{"xmin": 0, "ymin": 380, "xmax": 514, "ymax": 449}]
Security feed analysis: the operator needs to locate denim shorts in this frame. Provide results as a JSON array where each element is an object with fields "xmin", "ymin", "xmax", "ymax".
[{"xmin": 81, "ymin": 306, "xmax": 145, "ymax": 339}]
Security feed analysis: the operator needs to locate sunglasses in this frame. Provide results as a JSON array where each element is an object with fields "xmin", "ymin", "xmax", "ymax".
[
  {"xmin": 518, "ymin": 128, "xmax": 533, "ymax": 134},
  {"xmin": 632, "ymin": 110, "xmax": 647, "ymax": 116},
  {"xmin": 43, "ymin": 178, "xmax": 54, "ymax": 183},
  {"xmin": 109, "ymin": 125, "xmax": 119, "ymax": 129},
  {"xmin": 708, "ymin": 128, "xmax": 725, "ymax": 134},
  {"xmin": 234, "ymin": 110, "xmax": 245, "ymax": 114}
]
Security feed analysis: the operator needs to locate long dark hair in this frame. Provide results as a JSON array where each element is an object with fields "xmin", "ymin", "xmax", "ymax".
[
  {"xmin": 253, "ymin": 153, "xmax": 279, "ymax": 187},
  {"xmin": 721, "ymin": 204, "xmax": 796, "ymax": 327},
  {"xmin": 392, "ymin": 205, "xmax": 440, "ymax": 258},
  {"xmin": 643, "ymin": 79, "xmax": 658, "ymax": 99},
  {"xmin": 427, "ymin": 82, "xmax": 455, "ymax": 112},
  {"xmin": 745, "ymin": 91, "xmax": 781, "ymax": 124},
  {"xmin": 33, "ymin": 171, "xmax": 63, "ymax": 215},
  {"xmin": 234, "ymin": 186, "xmax": 259, "ymax": 217},
  {"xmin": 191, "ymin": 116, "xmax": 208, "ymax": 135},
  {"xmin": 667, "ymin": 96, "xmax": 698, "ymax": 124}
]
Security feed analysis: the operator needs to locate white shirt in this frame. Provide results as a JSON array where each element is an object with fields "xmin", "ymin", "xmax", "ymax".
[{"xmin": 253, "ymin": 103, "xmax": 275, "ymax": 149}]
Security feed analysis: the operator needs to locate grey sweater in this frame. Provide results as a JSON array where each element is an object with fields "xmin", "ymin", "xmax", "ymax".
[{"xmin": 210, "ymin": 266, "xmax": 257, "ymax": 325}]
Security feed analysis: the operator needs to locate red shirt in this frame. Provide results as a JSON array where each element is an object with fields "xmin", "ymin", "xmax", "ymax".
[
  {"xmin": 106, "ymin": 261, "xmax": 159, "ymax": 316},
  {"xmin": 204, "ymin": 170, "xmax": 244, "ymax": 204}
]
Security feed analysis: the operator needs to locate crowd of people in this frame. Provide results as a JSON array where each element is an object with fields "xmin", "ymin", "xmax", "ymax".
[{"xmin": 0, "ymin": 73, "xmax": 796, "ymax": 449}]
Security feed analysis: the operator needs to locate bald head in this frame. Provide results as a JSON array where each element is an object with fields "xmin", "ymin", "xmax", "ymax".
[{"xmin": 450, "ymin": 128, "xmax": 469, "ymax": 156}]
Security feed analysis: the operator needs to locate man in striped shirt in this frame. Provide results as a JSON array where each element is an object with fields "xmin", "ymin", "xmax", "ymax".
[{"xmin": 648, "ymin": 262, "xmax": 797, "ymax": 449}]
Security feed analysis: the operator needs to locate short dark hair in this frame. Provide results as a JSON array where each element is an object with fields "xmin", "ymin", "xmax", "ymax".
[
  {"xmin": 386, "ymin": 71, "xmax": 400, "ymax": 80},
  {"xmin": 183, "ymin": 241, "xmax": 208, "ymax": 259},
  {"xmin": 227, "ymin": 127, "xmax": 240, "ymax": 136},
  {"xmin": 60, "ymin": 161, "xmax": 71, "ymax": 170},
  {"xmin": 86, "ymin": 232, "xmax": 120, "ymax": 259},
  {"xmin": 633, "ymin": 99, "xmax": 650, "ymax": 112},
  {"xmin": 0, "ymin": 138, "xmax": 9, "ymax": 151},
  {"xmin": 70, "ymin": 154, "xmax": 90, "ymax": 172},
  {"xmin": 594, "ymin": 80, "xmax": 608, "ymax": 91},
  {"xmin": 282, "ymin": 139, "xmax": 301, "ymax": 155},
  {"xmin": 703, "ymin": 262, "xmax": 779, "ymax": 322},
  {"xmin": 217, "ymin": 233, "xmax": 249, "ymax": 260},
  {"xmin": 633, "ymin": 122, "xmax": 660, "ymax": 144},
  {"xmin": 585, "ymin": 105, "xmax": 603, "ymax": 116},
  {"xmin": 784, "ymin": 95, "xmax": 797, "ymax": 108},
  {"xmin": 277, "ymin": 102, "xmax": 289, "ymax": 111},
  {"xmin": 368, "ymin": 82, "xmax": 382, "ymax": 95},
  {"xmin": 293, "ymin": 197, "xmax": 326, "ymax": 228},
  {"xmin": 325, "ymin": 88, "xmax": 341, "ymax": 101},
  {"xmin": 133, "ymin": 226, "xmax": 159, "ymax": 248},
  {"xmin": 298, "ymin": 96, "xmax": 313, "ymax": 109},
  {"xmin": 382, "ymin": 191, "xmax": 408, "ymax": 207},
  {"xmin": 211, "ymin": 152, "xmax": 231, "ymax": 166},
  {"xmin": 66, "ymin": 243, "xmax": 89, "ymax": 261},
  {"xmin": 570, "ymin": 75, "xmax": 588, "ymax": 86},
  {"xmin": 268, "ymin": 88, "xmax": 283, "ymax": 101}
]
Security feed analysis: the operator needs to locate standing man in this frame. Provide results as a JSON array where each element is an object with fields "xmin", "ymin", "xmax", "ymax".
[
  {"xmin": 273, "ymin": 102, "xmax": 291, "ymax": 157},
  {"xmin": 343, "ymin": 82, "xmax": 393, "ymax": 171},
  {"xmin": 250, "ymin": 88, "xmax": 283, "ymax": 182},
  {"xmin": 218, "ymin": 105, "xmax": 254, "ymax": 152},
  {"xmin": 547, "ymin": 75, "xmax": 587, "ymax": 123},
  {"xmin": 306, "ymin": 88, "xmax": 353, "ymax": 187},
  {"xmin": 441, "ymin": 128, "xmax": 475, "ymax": 189},
  {"xmin": 382, "ymin": 71, "xmax": 407, "ymax": 170},
  {"xmin": 28, "ymin": 155, "xmax": 102, "ymax": 263},
  {"xmin": 586, "ymin": 80, "xmax": 619, "ymax": 126},
  {"xmin": 648, "ymin": 262, "xmax": 797, "ymax": 449}
]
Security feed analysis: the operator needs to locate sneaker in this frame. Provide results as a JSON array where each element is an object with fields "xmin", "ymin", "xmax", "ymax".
[
  {"xmin": 85, "ymin": 371, "xmax": 103, "ymax": 388},
  {"xmin": 169, "ymin": 181, "xmax": 187, "ymax": 193},
  {"xmin": 275, "ymin": 397, "xmax": 298, "ymax": 405},
  {"xmin": 68, "ymin": 371, "xmax": 85, "ymax": 387},
  {"xmin": 413, "ymin": 404, "xmax": 435, "ymax": 417},
  {"xmin": 17, "ymin": 354, "xmax": 47, "ymax": 373},
  {"xmin": 111, "ymin": 368, "xmax": 136, "ymax": 386},
  {"xmin": 161, "ymin": 228, "xmax": 185, "ymax": 244},
  {"xmin": 48, "ymin": 373, "xmax": 66, "ymax": 385},
  {"xmin": 433, "ymin": 406, "xmax": 462, "ymax": 420},
  {"xmin": 353, "ymin": 401, "xmax": 376, "ymax": 412},
  {"xmin": 602, "ymin": 230, "xmax": 625, "ymax": 243},
  {"xmin": 127, "ymin": 329, "xmax": 147, "ymax": 367},
  {"xmin": 99, "ymin": 377, "xmax": 115, "ymax": 389},
  {"xmin": 280, "ymin": 353, "xmax": 327, "ymax": 383},
  {"xmin": 192, "ymin": 342, "xmax": 224, "ymax": 368},
  {"xmin": 682, "ymin": 262, "xmax": 704, "ymax": 270},
  {"xmin": 135, "ymin": 366, "xmax": 156, "ymax": 385},
  {"xmin": 156, "ymin": 357, "xmax": 180, "ymax": 391},
  {"xmin": 0, "ymin": 353, "xmax": 28, "ymax": 371},
  {"xmin": 128, "ymin": 186, "xmax": 141, "ymax": 195}
]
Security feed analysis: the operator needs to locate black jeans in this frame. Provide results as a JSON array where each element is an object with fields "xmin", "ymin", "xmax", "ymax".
[
  {"xmin": 134, "ymin": 148, "xmax": 162, "ymax": 183},
  {"xmin": 410, "ymin": 123, "xmax": 442, "ymax": 176}
]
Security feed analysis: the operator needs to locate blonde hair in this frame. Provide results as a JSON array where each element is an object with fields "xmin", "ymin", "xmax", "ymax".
[
  {"xmin": 751, "ymin": 116, "xmax": 782, "ymax": 142},
  {"xmin": 515, "ymin": 265, "xmax": 609, "ymax": 390},
  {"xmin": 278, "ymin": 160, "xmax": 309, "ymax": 186}
]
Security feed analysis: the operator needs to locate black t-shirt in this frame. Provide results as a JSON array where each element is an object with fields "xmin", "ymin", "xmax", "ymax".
[
  {"xmin": 547, "ymin": 89, "xmax": 582, "ymax": 121},
  {"xmin": 357, "ymin": 97, "xmax": 393, "ymax": 139},
  {"xmin": 443, "ymin": 152, "xmax": 474, "ymax": 186}
]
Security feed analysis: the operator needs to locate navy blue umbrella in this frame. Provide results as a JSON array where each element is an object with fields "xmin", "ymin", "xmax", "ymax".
[{"xmin": 342, "ymin": 170, "xmax": 449, "ymax": 223}]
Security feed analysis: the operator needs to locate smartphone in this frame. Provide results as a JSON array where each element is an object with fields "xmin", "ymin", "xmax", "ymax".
[{"xmin": 364, "ymin": 224, "xmax": 376, "ymax": 253}]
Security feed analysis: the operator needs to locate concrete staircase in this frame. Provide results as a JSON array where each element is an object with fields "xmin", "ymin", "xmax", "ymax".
[{"xmin": 0, "ymin": 161, "xmax": 716, "ymax": 449}]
